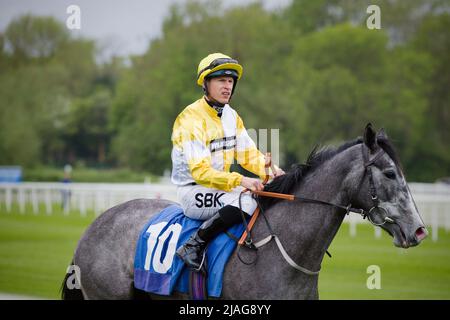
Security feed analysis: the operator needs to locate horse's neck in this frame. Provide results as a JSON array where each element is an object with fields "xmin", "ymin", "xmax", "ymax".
[{"xmin": 263, "ymin": 147, "xmax": 360, "ymax": 273}]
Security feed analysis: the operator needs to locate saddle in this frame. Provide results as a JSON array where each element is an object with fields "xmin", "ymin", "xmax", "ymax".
[{"xmin": 133, "ymin": 204, "xmax": 246, "ymax": 299}]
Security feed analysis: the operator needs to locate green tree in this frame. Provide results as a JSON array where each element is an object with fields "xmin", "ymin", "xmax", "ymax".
[
  {"xmin": 3, "ymin": 15, "xmax": 69, "ymax": 65},
  {"xmin": 282, "ymin": 23, "xmax": 433, "ymax": 179},
  {"xmin": 2, "ymin": 1, "xmax": 447, "ymax": 182},
  {"xmin": 63, "ymin": 88, "xmax": 112, "ymax": 164},
  {"xmin": 406, "ymin": 13, "xmax": 450, "ymax": 180},
  {"xmin": 110, "ymin": 2, "xmax": 293, "ymax": 173},
  {"xmin": 0, "ymin": 15, "xmax": 99, "ymax": 167}
]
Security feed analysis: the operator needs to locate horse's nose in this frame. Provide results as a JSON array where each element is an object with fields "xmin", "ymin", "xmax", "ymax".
[{"xmin": 414, "ymin": 226, "xmax": 428, "ymax": 243}]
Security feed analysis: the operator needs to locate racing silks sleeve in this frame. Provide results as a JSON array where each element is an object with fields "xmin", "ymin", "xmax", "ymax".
[{"xmin": 172, "ymin": 115, "xmax": 243, "ymax": 192}]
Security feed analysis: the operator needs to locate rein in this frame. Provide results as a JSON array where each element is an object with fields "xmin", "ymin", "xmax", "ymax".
[
  {"xmin": 252, "ymin": 190, "xmax": 365, "ymax": 215},
  {"xmin": 236, "ymin": 144, "xmax": 396, "ymax": 275}
]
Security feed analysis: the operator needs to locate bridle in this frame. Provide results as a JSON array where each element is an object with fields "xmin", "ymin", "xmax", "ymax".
[
  {"xmin": 360, "ymin": 143, "xmax": 395, "ymax": 226},
  {"xmin": 236, "ymin": 143, "xmax": 397, "ymax": 275},
  {"xmin": 248, "ymin": 143, "xmax": 396, "ymax": 227}
]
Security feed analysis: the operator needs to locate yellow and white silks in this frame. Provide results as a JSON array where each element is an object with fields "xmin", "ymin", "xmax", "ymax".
[{"xmin": 171, "ymin": 97, "xmax": 275, "ymax": 219}]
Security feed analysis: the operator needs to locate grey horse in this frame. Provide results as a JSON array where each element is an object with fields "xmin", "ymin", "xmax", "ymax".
[{"xmin": 61, "ymin": 124, "xmax": 428, "ymax": 300}]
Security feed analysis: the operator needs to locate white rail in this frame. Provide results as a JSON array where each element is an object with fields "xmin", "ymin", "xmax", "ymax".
[
  {"xmin": 0, "ymin": 182, "xmax": 449, "ymax": 240},
  {"xmin": 0, "ymin": 182, "xmax": 178, "ymax": 217}
]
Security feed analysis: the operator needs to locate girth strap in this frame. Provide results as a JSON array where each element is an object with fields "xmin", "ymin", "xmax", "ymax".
[{"xmin": 253, "ymin": 234, "xmax": 320, "ymax": 275}]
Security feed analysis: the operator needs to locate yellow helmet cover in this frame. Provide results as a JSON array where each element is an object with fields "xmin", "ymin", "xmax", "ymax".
[{"xmin": 197, "ymin": 53, "xmax": 243, "ymax": 86}]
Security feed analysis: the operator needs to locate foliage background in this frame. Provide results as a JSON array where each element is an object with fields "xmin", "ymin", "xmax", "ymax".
[{"xmin": 0, "ymin": 0, "xmax": 449, "ymax": 182}]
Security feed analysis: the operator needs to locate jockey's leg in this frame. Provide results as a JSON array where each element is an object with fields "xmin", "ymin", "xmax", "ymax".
[
  {"xmin": 175, "ymin": 186, "xmax": 257, "ymax": 271},
  {"xmin": 176, "ymin": 205, "xmax": 247, "ymax": 271}
]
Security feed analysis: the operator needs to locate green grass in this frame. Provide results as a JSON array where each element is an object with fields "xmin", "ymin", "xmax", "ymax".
[
  {"xmin": 0, "ymin": 204, "xmax": 449, "ymax": 299},
  {"xmin": 0, "ymin": 204, "xmax": 94, "ymax": 299},
  {"xmin": 320, "ymin": 223, "xmax": 450, "ymax": 299}
]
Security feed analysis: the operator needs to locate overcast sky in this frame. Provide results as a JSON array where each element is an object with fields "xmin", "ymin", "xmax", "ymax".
[{"xmin": 0, "ymin": 0, "xmax": 291, "ymax": 59}]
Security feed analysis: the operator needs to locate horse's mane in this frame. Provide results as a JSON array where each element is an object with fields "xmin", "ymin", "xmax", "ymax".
[{"xmin": 258, "ymin": 136, "xmax": 401, "ymax": 210}]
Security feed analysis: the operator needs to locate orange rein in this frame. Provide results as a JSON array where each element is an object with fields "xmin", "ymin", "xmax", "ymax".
[{"xmin": 238, "ymin": 153, "xmax": 292, "ymax": 245}]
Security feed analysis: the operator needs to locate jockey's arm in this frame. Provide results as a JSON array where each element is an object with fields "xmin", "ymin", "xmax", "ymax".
[
  {"xmin": 188, "ymin": 157, "xmax": 243, "ymax": 192},
  {"xmin": 173, "ymin": 118, "xmax": 244, "ymax": 192}
]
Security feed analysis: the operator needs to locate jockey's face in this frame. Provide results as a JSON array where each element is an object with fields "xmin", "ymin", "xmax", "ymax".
[{"xmin": 207, "ymin": 76, "xmax": 234, "ymax": 104}]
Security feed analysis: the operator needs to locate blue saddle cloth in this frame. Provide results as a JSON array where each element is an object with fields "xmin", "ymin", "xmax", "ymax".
[{"xmin": 134, "ymin": 204, "xmax": 245, "ymax": 298}]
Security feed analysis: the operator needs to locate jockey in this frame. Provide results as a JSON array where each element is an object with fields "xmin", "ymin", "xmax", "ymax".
[{"xmin": 171, "ymin": 52, "xmax": 285, "ymax": 271}]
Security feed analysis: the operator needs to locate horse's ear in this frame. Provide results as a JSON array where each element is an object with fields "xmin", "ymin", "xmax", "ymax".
[
  {"xmin": 377, "ymin": 128, "xmax": 388, "ymax": 140},
  {"xmin": 363, "ymin": 123, "xmax": 378, "ymax": 152}
]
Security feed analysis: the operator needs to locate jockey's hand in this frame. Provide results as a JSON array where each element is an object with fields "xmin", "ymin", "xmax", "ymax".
[
  {"xmin": 241, "ymin": 177, "xmax": 264, "ymax": 192},
  {"xmin": 273, "ymin": 168, "xmax": 285, "ymax": 177}
]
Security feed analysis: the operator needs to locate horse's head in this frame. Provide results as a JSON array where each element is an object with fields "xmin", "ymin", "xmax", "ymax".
[{"xmin": 352, "ymin": 124, "xmax": 428, "ymax": 248}]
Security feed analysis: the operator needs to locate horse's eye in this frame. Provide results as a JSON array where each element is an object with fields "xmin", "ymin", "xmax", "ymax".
[{"xmin": 384, "ymin": 170, "xmax": 396, "ymax": 180}]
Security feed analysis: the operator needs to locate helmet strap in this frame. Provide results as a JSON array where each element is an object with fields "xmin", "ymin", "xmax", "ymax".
[
  {"xmin": 230, "ymin": 80, "xmax": 237, "ymax": 97},
  {"xmin": 204, "ymin": 95, "xmax": 225, "ymax": 117},
  {"xmin": 202, "ymin": 82, "xmax": 209, "ymax": 96}
]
